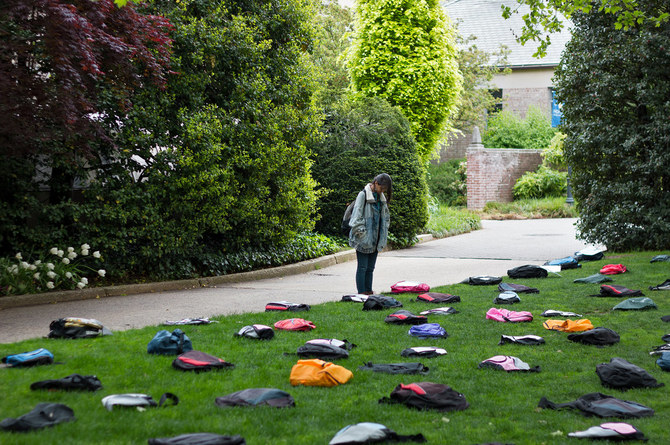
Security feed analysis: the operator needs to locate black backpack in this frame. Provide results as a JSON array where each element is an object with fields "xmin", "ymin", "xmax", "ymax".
[
  {"xmin": 363, "ymin": 295, "xmax": 402, "ymax": 311},
  {"xmin": 498, "ymin": 282, "xmax": 539, "ymax": 294},
  {"xmin": 415, "ymin": 293, "xmax": 461, "ymax": 304},
  {"xmin": 384, "ymin": 310, "xmax": 428, "ymax": 325},
  {"xmin": 0, "ymin": 403, "xmax": 75, "ymax": 432},
  {"xmin": 329, "ymin": 422, "xmax": 426, "ymax": 445},
  {"xmin": 567, "ymin": 327, "xmax": 620, "ymax": 346},
  {"xmin": 498, "ymin": 334, "xmax": 545, "ymax": 346},
  {"xmin": 234, "ymin": 324, "xmax": 275, "ymax": 340},
  {"xmin": 215, "ymin": 388, "xmax": 295, "ymax": 408},
  {"xmin": 172, "ymin": 350, "xmax": 235, "ymax": 372},
  {"xmin": 400, "ymin": 347, "xmax": 447, "ymax": 358},
  {"xmin": 265, "ymin": 301, "xmax": 310, "ymax": 312},
  {"xmin": 47, "ymin": 317, "xmax": 111, "ymax": 339},
  {"xmin": 507, "ymin": 265, "xmax": 548, "ymax": 279},
  {"xmin": 358, "ymin": 362, "xmax": 429, "ymax": 375},
  {"xmin": 596, "ymin": 357, "xmax": 664, "ymax": 390},
  {"xmin": 493, "ymin": 291, "xmax": 521, "ymax": 304},
  {"xmin": 379, "ymin": 382, "xmax": 469, "ymax": 412},
  {"xmin": 296, "ymin": 339, "xmax": 355, "ymax": 360},
  {"xmin": 538, "ymin": 392, "xmax": 654, "ymax": 418},
  {"xmin": 460, "ymin": 275, "xmax": 502, "ymax": 285},
  {"xmin": 149, "ymin": 433, "xmax": 246, "ymax": 445},
  {"xmin": 30, "ymin": 374, "xmax": 102, "ymax": 391},
  {"xmin": 341, "ymin": 201, "xmax": 355, "ymax": 237},
  {"xmin": 596, "ymin": 284, "xmax": 644, "ymax": 297}
]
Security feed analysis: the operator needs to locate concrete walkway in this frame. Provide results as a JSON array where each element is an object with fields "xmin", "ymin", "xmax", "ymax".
[{"xmin": 0, "ymin": 218, "xmax": 599, "ymax": 344}]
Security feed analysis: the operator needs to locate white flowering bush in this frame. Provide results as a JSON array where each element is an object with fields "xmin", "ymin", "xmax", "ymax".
[{"xmin": 0, "ymin": 244, "xmax": 105, "ymax": 295}]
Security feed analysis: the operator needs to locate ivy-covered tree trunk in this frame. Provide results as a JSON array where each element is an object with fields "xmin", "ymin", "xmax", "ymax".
[
  {"xmin": 347, "ymin": 0, "xmax": 462, "ymax": 162},
  {"xmin": 554, "ymin": 2, "xmax": 670, "ymax": 250}
]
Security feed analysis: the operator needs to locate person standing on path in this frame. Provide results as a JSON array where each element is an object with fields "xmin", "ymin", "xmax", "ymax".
[{"xmin": 348, "ymin": 173, "xmax": 392, "ymax": 295}]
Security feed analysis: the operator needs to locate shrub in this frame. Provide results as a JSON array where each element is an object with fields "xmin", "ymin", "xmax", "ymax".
[
  {"xmin": 427, "ymin": 158, "xmax": 467, "ymax": 206},
  {"xmin": 513, "ymin": 166, "xmax": 567, "ymax": 200},
  {"xmin": 542, "ymin": 132, "xmax": 567, "ymax": 169},
  {"xmin": 482, "ymin": 106, "xmax": 557, "ymax": 149},
  {"xmin": 310, "ymin": 97, "xmax": 429, "ymax": 243}
]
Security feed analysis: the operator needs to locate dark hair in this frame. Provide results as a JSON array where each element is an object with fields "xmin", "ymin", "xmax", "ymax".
[{"xmin": 373, "ymin": 173, "xmax": 392, "ymax": 202}]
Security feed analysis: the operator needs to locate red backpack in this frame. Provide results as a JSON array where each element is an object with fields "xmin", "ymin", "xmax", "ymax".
[
  {"xmin": 391, "ymin": 281, "xmax": 430, "ymax": 293},
  {"xmin": 600, "ymin": 264, "xmax": 627, "ymax": 275},
  {"xmin": 274, "ymin": 318, "xmax": 316, "ymax": 331}
]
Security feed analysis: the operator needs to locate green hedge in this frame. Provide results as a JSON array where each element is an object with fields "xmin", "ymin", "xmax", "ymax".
[
  {"xmin": 482, "ymin": 106, "xmax": 556, "ymax": 149},
  {"xmin": 427, "ymin": 158, "xmax": 467, "ymax": 206}
]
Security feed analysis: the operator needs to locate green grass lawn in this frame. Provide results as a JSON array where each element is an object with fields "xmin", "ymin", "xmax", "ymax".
[{"xmin": 1, "ymin": 251, "xmax": 669, "ymax": 444}]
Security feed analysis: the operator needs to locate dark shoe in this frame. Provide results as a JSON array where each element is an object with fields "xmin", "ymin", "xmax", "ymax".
[{"xmin": 362, "ymin": 291, "xmax": 374, "ymax": 295}]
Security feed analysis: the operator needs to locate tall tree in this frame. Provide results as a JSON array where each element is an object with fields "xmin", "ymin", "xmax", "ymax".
[
  {"xmin": 553, "ymin": 1, "xmax": 670, "ymax": 250},
  {"xmin": 347, "ymin": 0, "xmax": 462, "ymax": 162}
]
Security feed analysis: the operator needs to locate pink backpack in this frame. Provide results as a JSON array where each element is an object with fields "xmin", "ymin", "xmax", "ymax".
[
  {"xmin": 479, "ymin": 355, "xmax": 540, "ymax": 372},
  {"xmin": 486, "ymin": 308, "xmax": 533, "ymax": 323},
  {"xmin": 391, "ymin": 281, "xmax": 430, "ymax": 293},
  {"xmin": 599, "ymin": 264, "xmax": 627, "ymax": 275},
  {"xmin": 274, "ymin": 318, "xmax": 316, "ymax": 331}
]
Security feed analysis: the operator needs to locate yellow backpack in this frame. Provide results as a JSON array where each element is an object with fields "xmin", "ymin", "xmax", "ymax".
[
  {"xmin": 289, "ymin": 359, "xmax": 353, "ymax": 387},
  {"xmin": 543, "ymin": 319, "xmax": 594, "ymax": 332}
]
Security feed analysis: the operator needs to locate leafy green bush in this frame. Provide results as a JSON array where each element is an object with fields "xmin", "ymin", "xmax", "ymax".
[
  {"xmin": 482, "ymin": 106, "xmax": 557, "ymax": 149},
  {"xmin": 426, "ymin": 203, "xmax": 481, "ymax": 238},
  {"xmin": 554, "ymin": 5, "xmax": 670, "ymax": 250},
  {"xmin": 513, "ymin": 166, "xmax": 567, "ymax": 200},
  {"xmin": 427, "ymin": 158, "xmax": 467, "ymax": 206},
  {"xmin": 542, "ymin": 131, "xmax": 567, "ymax": 169},
  {"xmin": 311, "ymin": 96, "xmax": 429, "ymax": 243}
]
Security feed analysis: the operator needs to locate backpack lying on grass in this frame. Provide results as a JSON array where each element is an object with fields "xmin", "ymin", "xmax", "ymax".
[
  {"xmin": 543, "ymin": 319, "xmax": 593, "ymax": 332},
  {"xmin": 0, "ymin": 403, "xmax": 74, "ymax": 432},
  {"xmin": 274, "ymin": 318, "xmax": 316, "ymax": 331},
  {"xmin": 2, "ymin": 348, "xmax": 54, "ymax": 367},
  {"xmin": 498, "ymin": 335, "xmax": 545, "ymax": 346},
  {"xmin": 573, "ymin": 274, "xmax": 613, "ymax": 284},
  {"xmin": 656, "ymin": 351, "xmax": 670, "ymax": 371},
  {"xmin": 568, "ymin": 422, "xmax": 646, "ymax": 441},
  {"xmin": 296, "ymin": 339, "xmax": 356, "ymax": 360},
  {"xmin": 341, "ymin": 294, "xmax": 369, "ymax": 303},
  {"xmin": 289, "ymin": 359, "xmax": 353, "ymax": 387},
  {"xmin": 147, "ymin": 329, "xmax": 193, "ymax": 355},
  {"xmin": 648, "ymin": 279, "xmax": 670, "ymax": 291},
  {"xmin": 596, "ymin": 357, "xmax": 664, "ymax": 390},
  {"xmin": 574, "ymin": 247, "xmax": 606, "ymax": 262},
  {"xmin": 265, "ymin": 301, "xmax": 310, "ymax": 312},
  {"xmin": 385, "ymin": 310, "xmax": 428, "ymax": 325},
  {"xmin": 494, "ymin": 291, "xmax": 520, "ymax": 304},
  {"xmin": 215, "ymin": 388, "xmax": 295, "ymax": 408},
  {"xmin": 172, "ymin": 351, "xmax": 235, "ymax": 372},
  {"xmin": 379, "ymin": 382, "xmax": 469, "ymax": 412},
  {"xmin": 507, "ymin": 265, "xmax": 548, "ymax": 279},
  {"xmin": 48, "ymin": 317, "xmax": 112, "ymax": 339},
  {"xmin": 408, "ymin": 323, "xmax": 448, "ymax": 339},
  {"xmin": 162, "ymin": 317, "xmax": 218, "ymax": 326},
  {"xmin": 329, "ymin": 422, "xmax": 426, "ymax": 445},
  {"xmin": 358, "ymin": 362, "xmax": 429, "ymax": 375},
  {"xmin": 650, "ymin": 254, "xmax": 670, "ymax": 263},
  {"xmin": 567, "ymin": 327, "xmax": 620, "ymax": 346},
  {"xmin": 486, "ymin": 308, "xmax": 533, "ymax": 323},
  {"xmin": 30, "ymin": 374, "xmax": 102, "ymax": 391},
  {"xmin": 613, "ymin": 297, "xmax": 657, "ymax": 311},
  {"xmin": 362, "ymin": 295, "xmax": 402, "ymax": 310},
  {"xmin": 419, "ymin": 307, "xmax": 458, "ymax": 316},
  {"xmin": 460, "ymin": 275, "xmax": 502, "ymax": 285},
  {"xmin": 391, "ymin": 281, "xmax": 430, "ymax": 293},
  {"xmin": 498, "ymin": 282, "xmax": 539, "ymax": 294},
  {"xmin": 599, "ymin": 264, "xmax": 627, "ymax": 275},
  {"xmin": 415, "ymin": 292, "xmax": 461, "ymax": 304},
  {"xmin": 149, "ymin": 433, "xmax": 246, "ymax": 445},
  {"xmin": 479, "ymin": 355, "xmax": 540, "ymax": 372},
  {"xmin": 102, "ymin": 393, "xmax": 179, "ymax": 411},
  {"xmin": 234, "ymin": 324, "xmax": 274, "ymax": 340},
  {"xmin": 400, "ymin": 347, "xmax": 447, "ymax": 358},
  {"xmin": 541, "ymin": 309, "xmax": 582, "ymax": 317},
  {"xmin": 544, "ymin": 256, "xmax": 580, "ymax": 270},
  {"xmin": 538, "ymin": 393, "xmax": 654, "ymax": 418},
  {"xmin": 595, "ymin": 284, "xmax": 644, "ymax": 297}
]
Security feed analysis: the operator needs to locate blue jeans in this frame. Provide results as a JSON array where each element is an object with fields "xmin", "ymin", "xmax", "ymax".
[{"xmin": 356, "ymin": 250, "xmax": 378, "ymax": 294}]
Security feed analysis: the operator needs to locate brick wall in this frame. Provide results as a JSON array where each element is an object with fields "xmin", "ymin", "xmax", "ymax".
[
  {"xmin": 466, "ymin": 147, "xmax": 543, "ymax": 210},
  {"xmin": 503, "ymin": 88, "xmax": 553, "ymax": 121}
]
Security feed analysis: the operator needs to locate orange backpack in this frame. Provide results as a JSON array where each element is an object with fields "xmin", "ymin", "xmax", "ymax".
[
  {"xmin": 543, "ymin": 319, "xmax": 594, "ymax": 332},
  {"xmin": 289, "ymin": 359, "xmax": 353, "ymax": 387}
]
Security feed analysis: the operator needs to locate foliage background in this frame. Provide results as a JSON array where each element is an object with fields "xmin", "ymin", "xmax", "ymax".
[{"xmin": 554, "ymin": 2, "xmax": 670, "ymax": 250}]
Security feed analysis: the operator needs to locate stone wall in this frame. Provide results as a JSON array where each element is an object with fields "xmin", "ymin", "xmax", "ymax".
[{"xmin": 466, "ymin": 147, "xmax": 543, "ymax": 210}]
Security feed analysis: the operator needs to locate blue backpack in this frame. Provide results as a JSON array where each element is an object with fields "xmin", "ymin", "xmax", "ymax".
[
  {"xmin": 2, "ymin": 348, "xmax": 54, "ymax": 367},
  {"xmin": 147, "ymin": 329, "xmax": 193, "ymax": 355},
  {"xmin": 408, "ymin": 323, "xmax": 448, "ymax": 339}
]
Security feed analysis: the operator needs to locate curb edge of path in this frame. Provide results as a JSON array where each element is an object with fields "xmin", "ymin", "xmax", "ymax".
[{"xmin": 0, "ymin": 234, "xmax": 435, "ymax": 310}]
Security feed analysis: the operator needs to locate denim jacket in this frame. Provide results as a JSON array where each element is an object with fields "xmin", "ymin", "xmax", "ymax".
[{"xmin": 348, "ymin": 184, "xmax": 390, "ymax": 254}]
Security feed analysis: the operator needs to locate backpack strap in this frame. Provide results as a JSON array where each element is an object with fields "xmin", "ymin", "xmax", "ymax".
[{"xmin": 158, "ymin": 392, "xmax": 179, "ymax": 407}]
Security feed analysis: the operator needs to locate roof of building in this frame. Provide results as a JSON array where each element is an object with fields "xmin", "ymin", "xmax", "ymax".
[{"xmin": 442, "ymin": 0, "xmax": 572, "ymax": 68}]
